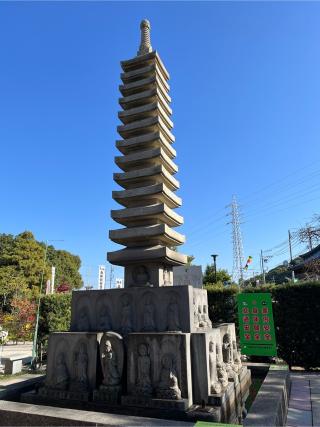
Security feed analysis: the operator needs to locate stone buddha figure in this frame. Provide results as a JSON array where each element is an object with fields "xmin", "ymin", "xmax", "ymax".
[
  {"xmin": 216, "ymin": 343, "xmax": 228, "ymax": 389},
  {"xmin": 209, "ymin": 341, "xmax": 221, "ymax": 394},
  {"xmin": 222, "ymin": 333, "xmax": 238, "ymax": 381},
  {"xmin": 167, "ymin": 296, "xmax": 180, "ymax": 331},
  {"xmin": 98, "ymin": 306, "xmax": 112, "ymax": 331},
  {"xmin": 142, "ymin": 295, "xmax": 156, "ymax": 332},
  {"xmin": 232, "ymin": 340, "xmax": 242, "ymax": 374},
  {"xmin": 136, "ymin": 343, "xmax": 152, "ymax": 396},
  {"xmin": 55, "ymin": 352, "xmax": 69, "ymax": 390},
  {"xmin": 101, "ymin": 340, "xmax": 121, "ymax": 387},
  {"xmin": 156, "ymin": 353, "xmax": 181, "ymax": 400},
  {"xmin": 74, "ymin": 343, "xmax": 88, "ymax": 391},
  {"xmin": 121, "ymin": 295, "xmax": 133, "ymax": 335}
]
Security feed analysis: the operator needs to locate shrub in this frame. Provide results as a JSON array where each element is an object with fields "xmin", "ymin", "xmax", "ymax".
[
  {"xmin": 38, "ymin": 293, "xmax": 72, "ymax": 348},
  {"xmin": 272, "ymin": 282, "xmax": 320, "ymax": 369},
  {"xmin": 206, "ymin": 281, "xmax": 320, "ymax": 369},
  {"xmin": 205, "ymin": 284, "xmax": 239, "ymax": 324}
]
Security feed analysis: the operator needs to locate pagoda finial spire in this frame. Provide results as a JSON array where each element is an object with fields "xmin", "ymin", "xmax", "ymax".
[{"xmin": 137, "ymin": 19, "xmax": 152, "ymax": 56}]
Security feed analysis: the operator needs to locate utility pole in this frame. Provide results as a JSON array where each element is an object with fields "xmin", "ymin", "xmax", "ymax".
[
  {"xmin": 288, "ymin": 230, "xmax": 296, "ymax": 282},
  {"xmin": 211, "ymin": 254, "xmax": 218, "ymax": 283},
  {"xmin": 260, "ymin": 250, "xmax": 266, "ymax": 285}
]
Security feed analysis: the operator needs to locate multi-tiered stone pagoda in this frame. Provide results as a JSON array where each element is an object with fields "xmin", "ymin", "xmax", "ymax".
[
  {"xmin": 107, "ymin": 19, "xmax": 187, "ymax": 288},
  {"xmin": 28, "ymin": 20, "xmax": 251, "ymax": 424}
]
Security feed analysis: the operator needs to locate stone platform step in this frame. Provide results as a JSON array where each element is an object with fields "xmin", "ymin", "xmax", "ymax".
[
  {"xmin": 109, "ymin": 223, "xmax": 185, "ymax": 247},
  {"xmin": 115, "ymin": 147, "xmax": 177, "ymax": 174},
  {"xmin": 119, "ymin": 74, "xmax": 169, "ymax": 98},
  {"xmin": 120, "ymin": 63, "xmax": 163, "ymax": 84},
  {"xmin": 114, "ymin": 164, "xmax": 179, "ymax": 191},
  {"xmin": 116, "ymin": 131, "xmax": 176, "ymax": 157},
  {"xmin": 111, "ymin": 203, "xmax": 183, "ymax": 227},
  {"xmin": 118, "ymin": 101, "xmax": 172, "ymax": 127},
  {"xmin": 112, "ymin": 183, "xmax": 181, "ymax": 209},
  {"xmin": 119, "ymin": 87, "xmax": 171, "ymax": 116},
  {"xmin": 121, "ymin": 51, "xmax": 170, "ymax": 81},
  {"xmin": 1, "ymin": 400, "xmax": 193, "ymax": 426},
  {"xmin": 117, "ymin": 115, "xmax": 174, "ymax": 142},
  {"xmin": 107, "ymin": 244, "xmax": 187, "ymax": 266}
]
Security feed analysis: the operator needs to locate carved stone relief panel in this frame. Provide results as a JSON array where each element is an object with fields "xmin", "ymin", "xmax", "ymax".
[
  {"xmin": 44, "ymin": 332, "xmax": 98, "ymax": 394},
  {"xmin": 126, "ymin": 333, "xmax": 191, "ymax": 402}
]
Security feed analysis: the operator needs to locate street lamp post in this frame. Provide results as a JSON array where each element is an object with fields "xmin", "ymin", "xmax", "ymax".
[{"xmin": 211, "ymin": 254, "xmax": 218, "ymax": 283}]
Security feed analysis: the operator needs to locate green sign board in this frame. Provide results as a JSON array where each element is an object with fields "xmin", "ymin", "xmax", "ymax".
[{"xmin": 237, "ymin": 293, "xmax": 277, "ymax": 356}]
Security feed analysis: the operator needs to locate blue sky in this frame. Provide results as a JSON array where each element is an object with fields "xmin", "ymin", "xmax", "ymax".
[{"xmin": 1, "ymin": 1, "xmax": 320, "ymax": 286}]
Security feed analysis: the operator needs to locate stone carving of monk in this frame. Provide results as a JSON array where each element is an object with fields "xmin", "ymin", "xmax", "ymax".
[
  {"xmin": 136, "ymin": 343, "xmax": 152, "ymax": 396},
  {"xmin": 101, "ymin": 340, "xmax": 120, "ymax": 386},
  {"xmin": 167, "ymin": 296, "xmax": 180, "ymax": 331},
  {"xmin": 193, "ymin": 298, "xmax": 199, "ymax": 327},
  {"xmin": 55, "ymin": 352, "xmax": 69, "ymax": 390},
  {"xmin": 156, "ymin": 354, "xmax": 181, "ymax": 400},
  {"xmin": 222, "ymin": 334, "xmax": 238, "ymax": 381},
  {"xmin": 121, "ymin": 295, "xmax": 133, "ymax": 334},
  {"xmin": 232, "ymin": 340, "xmax": 242, "ymax": 373},
  {"xmin": 203, "ymin": 305, "xmax": 212, "ymax": 328},
  {"xmin": 143, "ymin": 296, "xmax": 155, "ymax": 331},
  {"xmin": 216, "ymin": 343, "xmax": 228, "ymax": 388},
  {"xmin": 209, "ymin": 341, "xmax": 221, "ymax": 394},
  {"xmin": 98, "ymin": 306, "xmax": 112, "ymax": 331},
  {"xmin": 74, "ymin": 343, "xmax": 88, "ymax": 391},
  {"xmin": 222, "ymin": 333, "xmax": 232, "ymax": 364}
]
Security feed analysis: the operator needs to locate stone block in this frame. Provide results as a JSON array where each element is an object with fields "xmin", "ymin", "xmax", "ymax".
[
  {"xmin": 70, "ymin": 286, "xmax": 211, "ymax": 335},
  {"xmin": 190, "ymin": 329, "xmax": 222, "ymax": 404},
  {"xmin": 286, "ymin": 407, "xmax": 313, "ymax": 427},
  {"xmin": 3, "ymin": 357, "xmax": 23, "ymax": 375},
  {"xmin": 44, "ymin": 332, "xmax": 99, "ymax": 395},
  {"xmin": 244, "ymin": 369, "xmax": 290, "ymax": 426},
  {"xmin": 123, "ymin": 332, "xmax": 192, "ymax": 408}
]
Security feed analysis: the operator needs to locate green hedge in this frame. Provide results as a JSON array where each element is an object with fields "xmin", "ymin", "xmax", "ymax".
[
  {"xmin": 206, "ymin": 284, "xmax": 239, "ymax": 324},
  {"xmin": 205, "ymin": 281, "xmax": 320, "ymax": 369},
  {"xmin": 38, "ymin": 293, "xmax": 71, "ymax": 347}
]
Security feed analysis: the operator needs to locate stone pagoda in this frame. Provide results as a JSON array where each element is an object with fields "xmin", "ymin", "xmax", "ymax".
[
  {"xmin": 28, "ymin": 20, "xmax": 251, "ymax": 424},
  {"xmin": 107, "ymin": 19, "xmax": 187, "ymax": 288}
]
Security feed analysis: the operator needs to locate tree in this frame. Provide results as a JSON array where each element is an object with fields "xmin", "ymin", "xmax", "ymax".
[
  {"xmin": 0, "ymin": 265, "xmax": 29, "ymax": 311},
  {"xmin": 298, "ymin": 219, "xmax": 320, "ymax": 251},
  {"xmin": 1, "ymin": 296, "xmax": 36, "ymax": 343},
  {"xmin": 46, "ymin": 247, "xmax": 82, "ymax": 290},
  {"xmin": 0, "ymin": 231, "xmax": 83, "ymax": 309},
  {"xmin": 203, "ymin": 265, "xmax": 232, "ymax": 284}
]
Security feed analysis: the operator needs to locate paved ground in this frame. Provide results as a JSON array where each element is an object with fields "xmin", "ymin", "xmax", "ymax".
[{"xmin": 287, "ymin": 373, "xmax": 320, "ymax": 427}]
